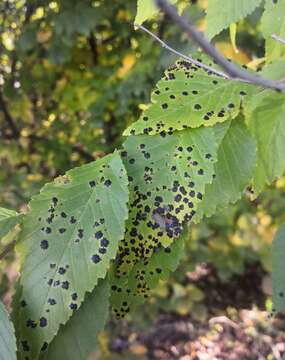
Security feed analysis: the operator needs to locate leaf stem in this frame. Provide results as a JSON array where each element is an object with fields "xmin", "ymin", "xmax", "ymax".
[{"xmin": 154, "ymin": 0, "xmax": 285, "ymax": 92}]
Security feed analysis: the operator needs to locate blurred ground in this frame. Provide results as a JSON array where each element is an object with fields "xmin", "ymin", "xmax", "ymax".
[{"xmin": 102, "ymin": 263, "xmax": 285, "ymax": 360}]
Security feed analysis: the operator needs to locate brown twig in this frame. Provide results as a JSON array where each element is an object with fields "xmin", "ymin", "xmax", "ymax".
[
  {"xmin": 136, "ymin": 24, "xmax": 228, "ymax": 79},
  {"xmin": 155, "ymin": 0, "xmax": 285, "ymax": 92},
  {"xmin": 0, "ymin": 90, "xmax": 20, "ymax": 138},
  {"xmin": 0, "ymin": 240, "xmax": 16, "ymax": 261}
]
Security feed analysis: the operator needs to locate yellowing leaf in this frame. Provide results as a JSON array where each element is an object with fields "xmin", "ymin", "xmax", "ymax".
[
  {"xmin": 117, "ymin": 54, "xmax": 136, "ymax": 78},
  {"xmin": 135, "ymin": 0, "xmax": 178, "ymax": 25}
]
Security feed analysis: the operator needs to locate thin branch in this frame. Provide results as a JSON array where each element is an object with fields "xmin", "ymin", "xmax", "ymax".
[
  {"xmin": 0, "ymin": 90, "xmax": 20, "ymax": 138},
  {"xmin": 271, "ymin": 33, "xmax": 285, "ymax": 45},
  {"xmin": 136, "ymin": 24, "xmax": 229, "ymax": 79},
  {"xmin": 155, "ymin": 0, "xmax": 285, "ymax": 92},
  {"xmin": 0, "ymin": 240, "xmax": 16, "ymax": 261},
  {"xmin": 88, "ymin": 32, "xmax": 99, "ymax": 66}
]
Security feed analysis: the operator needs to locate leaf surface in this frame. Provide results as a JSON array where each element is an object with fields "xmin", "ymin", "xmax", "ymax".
[
  {"xmin": 0, "ymin": 301, "xmax": 17, "ymax": 360},
  {"xmin": 261, "ymin": 0, "xmax": 285, "ymax": 62},
  {"xmin": 42, "ymin": 279, "xmax": 109, "ymax": 360},
  {"xmin": 124, "ymin": 60, "xmax": 252, "ymax": 136},
  {"xmin": 111, "ymin": 229, "xmax": 186, "ymax": 318},
  {"xmin": 17, "ymin": 153, "xmax": 128, "ymax": 358},
  {"xmin": 247, "ymin": 92, "xmax": 285, "ymax": 194},
  {"xmin": 135, "ymin": 0, "xmax": 178, "ymax": 25},
  {"xmin": 206, "ymin": 0, "xmax": 262, "ymax": 39},
  {"xmin": 0, "ymin": 207, "xmax": 21, "ymax": 241},
  {"xmin": 117, "ymin": 127, "xmax": 217, "ymax": 276},
  {"xmin": 195, "ymin": 118, "xmax": 256, "ymax": 220}
]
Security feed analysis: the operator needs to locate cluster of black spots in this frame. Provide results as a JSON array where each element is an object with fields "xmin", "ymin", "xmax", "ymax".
[
  {"xmin": 70, "ymin": 216, "xmax": 77, "ymax": 224},
  {"xmin": 71, "ymin": 292, "xmax": 78, "ymax": 301},
  {"xmin": 48, "ymin": 298, "xmax": 56, "ymax": 305},
  {"xmin": 89, "ymin": 180, "xmax": 96, "ymax": 187},
  {"xmin": 104, "ymin": 179, "xmax": 112, "ymax": 187},
  {"xmin": 113, "ymin": 299, "xmax": 130, "ymax": 318},
  {"xmin": 91, "ymin": 254, "xmax": 101, "ymax": 263},
  {"xmin": 58, "ymin": 267, "xmax": 66, "ymax": 275},
  {"xmin": 21, "ymin": 340, "xmax": 30, "ymax": 352},
  {"xmin": 95, "ymin": 230, "xmax": 103, "ymax": 239},
  {"xmin": 45, "ymin": 226, "xmax": 52, "ymax": 234},
  {"xmin": 62, "ymin": 281, "xmax": 69, "ymax": 289},
  {"xmin": 26, "ymin": 319, "xmax": 37, "ymax": 329},
  {"xmin": 39, "ymin": 317, "xmax": 47, "ymax": 327},
  {"xmin": 69, "ymin": 303, "xmax": 77, "ymax": 310},
  {"xmin": 40, "ymin": 240, "xmax": 49, "ymax": 250},
  {"xmin": 203, "ymin": 110, "xmax": 215, "ymax": 121},
  {"xmin": 41, "ymin": 342, "xmax": 48, "ymax": 352}
]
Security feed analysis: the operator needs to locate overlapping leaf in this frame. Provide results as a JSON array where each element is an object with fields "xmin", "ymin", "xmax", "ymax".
[
  {"xmin": 206, "ymin": 0, "xmax": 262, "ymax": 40},
  {"xmin": 117, "ymin": 126, "xmax": 217, "ymax": 276},
  {"xmin": 195, "ymin": 118, "xmax": 256, "ymax": 221},
  {"xmin": 0, "ymin": 208, "xmax": 22, "ymax": 241},
  {"xmin": 247, "ymin": 92, "xmax": 285, "ymax": 194},
  {"xmin": 261, "ymin": 0, "xmax": 285, "ymax": 62},
  {"xmin": 135, "ymin": 0, "xmax": 178, "ymax": 25},
  {"xmin": 124, "ymin": 60, "xmax": 252, "ymax": 136},
  {"xmin": 0, "ymin": 301, "xmax": 17, "ymax": 360},
  {"xmin": 272, "ymin": 224, "xmax": 285, "ymax": 315},
  {"xmin": 111, "ymin": 229, "xmax": 186, "ymax": 318},
  {"xmin": 16, "ymin": 153, "xmax": 128, "ymax": 359},
  {"xmin": 42, "ymin": 279, "xmax": 109, "ymax": 360}
]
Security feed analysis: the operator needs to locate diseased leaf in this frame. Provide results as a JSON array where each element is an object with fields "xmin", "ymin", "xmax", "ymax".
[
  {"xmin": 124, "ymin": 59, "xmax": 252, "ymax": 136},
  {"xmin": 195, "ymin": 118, "xmax": 256, "ymax": 221},
  {"xmin": 272, "ymin": 224, "xmax": 285, "ymax": 315},
  {"xmin": 135, "ymin": 0, "xmax": 178, "ymax": 25},
  {"xmin": 111, "ymin": 228, "xmax": 186, "ymax": 318},
  {"xmin": 16, "ymin": 153, "xmax": 128, "ymax": 359},
  {"xmin": 0, "ymin": 301, "xmax": 17, "ymax": 360},
  {"xmin": 42, "ymin": 278, "xmax": 109, "ymax": 360},
  {"xmin": 117, "ymin": 126, "xmax": 217, "ymax": 276},
  {"xmin": 206, "ymin": 0, "xmax": 262, "ymax": 39},
  {"xmin": 0, "ymin": 207, "xmax": 22, "ymax": 241},
  {"xmin": 261, "ymin": 0, "xmax": 285, "ymax": 62},
  {"xmin": 247, "ymin": 92, "xmax": 285, "ymax": 194}
]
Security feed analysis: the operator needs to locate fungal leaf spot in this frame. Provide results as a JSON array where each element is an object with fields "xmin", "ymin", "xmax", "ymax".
[
  {"xmin": 116, "ymin": 126, "xmax": 217, "ymax": 277},
  {"xmin": 124, "ymin": 56, "xmax": 254, "ymax": 136},
  {"xmin": 17, "ymin": 152, "xmax": 128, "ymax": 358}
]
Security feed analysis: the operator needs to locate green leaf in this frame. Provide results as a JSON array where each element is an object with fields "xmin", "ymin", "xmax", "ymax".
[
  {"xmin": 135, "ymin": 0, "xmax": 178, "ymax": 25},
  {"xmin": 16, "ymin": 153, "xmax": 128, "ymax": 359},
  {"xmin": 42, "ymin": 278, "xmax": 109, "ymax": 359},
  {"xmin": 124, "ymin": 60, "xmax": 252, "ymax": 136},
  {"xmin": 247, "ymin": 92, "xmax": 285, "ymax": 194},
  {"xmin": 272, "ymin": 224, "xmax": 285, "ymax": 314},
  {"xmin": 117, "ymin": 126, "xmax": 217, "ymax": 276},
  {"xmin": 0, "ymin": 207, "xmax": 21, "ymax": 241},
  {"xmin": 261, "ymin": 58, "xmax": 285, "ymax": 80},
  {"xmin": 111, "ymin": 229, "xmax": 186, "ymax": 318},
  {"xmin": 206, "ymin": 0, "xmax": 262, "ymax": 39},
  {"xmin": 195, "ymin": 118, "xmax": 256, "ymax": 221},
  {"xmin": 0, "ymin": 301, "xmax": 17, "ymax": 360},
  {"xmin": 261, "ymin": 0, "xmax": 285, "ymax": 62}
]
